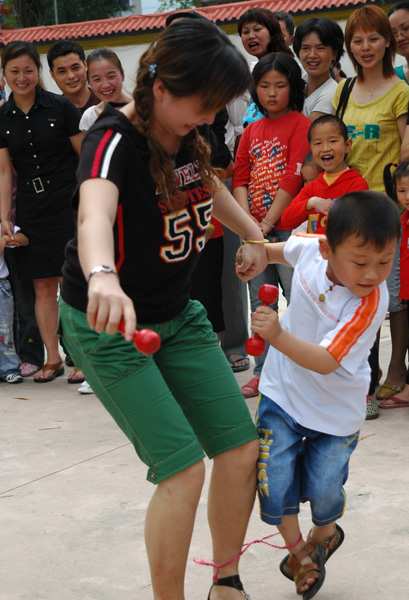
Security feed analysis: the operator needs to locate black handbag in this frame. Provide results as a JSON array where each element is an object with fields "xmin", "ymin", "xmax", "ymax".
[{"xmin": 335, "ymin": 76, "xmax": 357, "ymax": 121}]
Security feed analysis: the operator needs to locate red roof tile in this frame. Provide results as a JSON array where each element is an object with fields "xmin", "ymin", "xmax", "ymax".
[{"xmin": 0, "ymin": 0, "xmax": 377, "ymax": 46}]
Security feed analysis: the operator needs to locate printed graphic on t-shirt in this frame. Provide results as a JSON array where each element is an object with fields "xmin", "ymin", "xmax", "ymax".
[
  {"xmin": 248, "ymin": 137, "xmax": 287, "ymax": 220},
  {"xmin": 243, "ymin": 101, "xmax": 263, "ymax": 128},
  {"xmin": 347, "ymin": 124, "xmax": 380, "ymax": 140},
  {"xmin": 157, "ymin": 162, "xmax": 213, "ymax": 263}
]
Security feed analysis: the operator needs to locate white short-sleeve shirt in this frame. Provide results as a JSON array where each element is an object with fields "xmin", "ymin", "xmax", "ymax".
[{"xmin": 259, "ymin": 235, "xmax": 389, "ymax": 436}]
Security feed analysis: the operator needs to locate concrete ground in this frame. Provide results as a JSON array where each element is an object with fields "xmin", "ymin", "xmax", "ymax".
[{"xmin": 1, "ymin": 318, "xmax": 409, "ymax": 600}]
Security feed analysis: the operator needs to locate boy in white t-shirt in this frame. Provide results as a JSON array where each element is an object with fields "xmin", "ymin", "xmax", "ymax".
[
  {"xmin": 247, "ymin": 191, "xmax": 400, "ymax": 600},
  {"xmin": 0, "ymin": 225, "xmax": 28, "ymax": 384}
]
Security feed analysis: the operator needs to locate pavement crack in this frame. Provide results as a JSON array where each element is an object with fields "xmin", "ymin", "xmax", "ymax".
[{"xmin": 0, "ymin": 442, "xmax": 131, "ymax": 496}]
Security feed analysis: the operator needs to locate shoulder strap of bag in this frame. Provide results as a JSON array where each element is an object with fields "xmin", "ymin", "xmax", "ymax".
[{"xmin": 335, "ymin": 76, "xmax": 357, "ymax": 121}]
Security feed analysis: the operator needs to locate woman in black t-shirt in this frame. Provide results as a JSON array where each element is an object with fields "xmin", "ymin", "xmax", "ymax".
[
  {"xmin": 0, "ymin": 41, "xmax": 83, "ymax": 383},
  {"xmin": 59, "ymin": 19, "xmax": 268, "ymax": 600}
]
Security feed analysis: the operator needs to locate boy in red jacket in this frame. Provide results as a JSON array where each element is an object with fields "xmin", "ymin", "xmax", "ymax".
[{"xmin": 281, "ymin": 115, "xmax": 368, "ymax": 233}]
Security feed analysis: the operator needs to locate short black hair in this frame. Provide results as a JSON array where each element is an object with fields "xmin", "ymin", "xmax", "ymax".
[
  {"xmin": 47, "ymin": 40, "xmax": 86, "ymax": 70},
  {"xmin": 293, "ymin": 17, "xmax": 344, "ymax": 62},
  {"xmin": 251, "ymin": 52, "xmax": 305, "ymax": 113},
  {"xmin": 388, "ymin": 2, "xmax": 409, "ymax": 16},
  {"xmin": 326, "ymin": 191, "xmax": 401, "ymax": 251},
  {"xmin": 274, "ymin": 11, "xmax": 295, "ymax": 37},
  {"xmin": 308, "ymin": 114, "xmax": 349, "ymax": 143}
]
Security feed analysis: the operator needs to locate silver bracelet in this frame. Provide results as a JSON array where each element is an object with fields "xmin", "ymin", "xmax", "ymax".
[
  {"xmin": 262, "ymin": 218, "xmax": 275, "ymax": 229},
  {"xmin": 88, "ymin": 265, "xmax": 119, "ymax": 282}
]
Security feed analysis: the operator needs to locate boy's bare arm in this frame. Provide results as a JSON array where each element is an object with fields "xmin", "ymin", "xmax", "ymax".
[
  {"xmin": 251, "ymin": 306, "xmax": 340, "ymax": 374},
  {"xmin": 13, "ymin": 232, "xmax": 29, "ymax": 246},
  {"xmin": 265, "ymin": 241, "xmax": 292, "ymax": 266}
]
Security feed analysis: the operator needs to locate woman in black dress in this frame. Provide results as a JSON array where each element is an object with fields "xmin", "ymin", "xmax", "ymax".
[{"xmin": 0, "ymin": 41, "xmax": 83, "ymax": 381}]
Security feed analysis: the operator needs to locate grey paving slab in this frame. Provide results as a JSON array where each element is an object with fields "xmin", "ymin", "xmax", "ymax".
[{"xmin": 1, "ymin": 321, "xmax": 408, "ymax": 599}]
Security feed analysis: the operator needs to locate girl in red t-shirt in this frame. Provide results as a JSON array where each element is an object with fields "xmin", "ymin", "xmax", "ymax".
[{"xmin": 232, "ymin": 52, "xmax": 310, "ymax": 398}]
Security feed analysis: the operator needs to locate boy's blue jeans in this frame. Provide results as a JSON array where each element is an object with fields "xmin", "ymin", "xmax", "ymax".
[
  {"xmin": 256, "ymin": 395, "xmax": 359, "ymax": 526},
  {"xmin": 0, "ymin": 278, "xmax": 21, "ymax": 376}
]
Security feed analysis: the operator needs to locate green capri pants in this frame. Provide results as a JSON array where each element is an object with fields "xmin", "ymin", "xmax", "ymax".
[{"xmin": 58, "ymin": 298, "xmax": 257, "ymax": 484}]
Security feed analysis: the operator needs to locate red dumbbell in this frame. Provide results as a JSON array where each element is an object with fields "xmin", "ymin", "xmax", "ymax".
[
  {"xmin": 118, "ymin": 322, "xmax": 161, "ymax": 355},
  {"xmin": 245, "ymin": 284, "xmax": 279, "ymax": 356}
]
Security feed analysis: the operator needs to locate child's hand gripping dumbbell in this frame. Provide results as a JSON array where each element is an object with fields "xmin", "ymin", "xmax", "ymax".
[{"xmin": 245, "ymin": 284, "xmax": 279, "ymax": 356}]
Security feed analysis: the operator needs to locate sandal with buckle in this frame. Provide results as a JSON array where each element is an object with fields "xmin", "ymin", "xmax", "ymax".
[
  {"xmin": 287, "ymin": 543, "xmax": 325, "ymax": 600},
  {"xmin": 207, "ymin": 574, "xmax": 251, "ymax": 599},
  {"xmin": 280, "ymin": 524, "xmax": 344, "ymax": 582},
  {"xmin": 376, "ymin": 380, "xmax": 402, "ymax": 399},
  {"xmin": 34, "ymin": 361, "xmax": 64, "ymax": 383}
]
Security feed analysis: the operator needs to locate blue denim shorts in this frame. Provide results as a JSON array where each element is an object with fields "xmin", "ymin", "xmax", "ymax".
[{"xmin": 256, "ymin": 395, "xmax": 359, "ymax": 526}]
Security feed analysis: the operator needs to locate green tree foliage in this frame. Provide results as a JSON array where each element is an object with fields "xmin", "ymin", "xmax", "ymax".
[
  {"xmin": 13, "ymin": 0, "xmax": 128, "ymax": 28},
  {"xmin": 156, "ymin": 0, "xmax": 197, "ymax": 14}
]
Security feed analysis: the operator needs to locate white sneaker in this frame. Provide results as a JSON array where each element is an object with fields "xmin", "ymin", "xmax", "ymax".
[
  {"xmin": 78, "ymin": 380, "xmax": 94, "ymax": 395},
  {"xmin": 1, "ymin": 372, "xmax": 24, "ymax": 384}
]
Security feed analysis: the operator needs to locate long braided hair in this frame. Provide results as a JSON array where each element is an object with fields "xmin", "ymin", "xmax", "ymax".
[{"xmin": 133, "ymin": 18, "xmax": 251, "ymax": 211}]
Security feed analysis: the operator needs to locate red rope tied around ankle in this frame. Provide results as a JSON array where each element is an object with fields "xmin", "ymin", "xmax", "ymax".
[{"xmin": 194, "ymin": 531, "xmax": 303, "ymax": 582}]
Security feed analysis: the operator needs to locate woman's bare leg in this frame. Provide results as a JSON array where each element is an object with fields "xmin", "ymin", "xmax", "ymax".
[
  {"xmin": 383, "ymin": 309, "xmax": 408, "ymax": 387},
  {"xmin": 145, "ymin": 461, "xmax": 205, "ymax": 600},
  {"xmin": 208, "ymin": 439, "xmax": 259, "ymax": 599},
  {"xmin": 32, "ymin": 277, "xmax": 61, "ymax": 378}
]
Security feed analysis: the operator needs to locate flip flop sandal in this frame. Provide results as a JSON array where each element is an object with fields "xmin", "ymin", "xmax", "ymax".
[
  {"xmin": 227, "ymin": 355, "xmax": 250, "ymax": 373},
  {"xmin": 376, "ymin": 380, "xmax": 402, "ymax": 399},
  {"xmin": 67, "ymin": 367, "xmax": 86, "ymax": 384},
  {"xmin": 280, "ymin": 524, "xmax": 344, "ymax": 581},
  {"xmin": 34, "ymin": 361, "xmax": 64, "ymax": 383},
  {"xmin": 379, "ymin": 396, "xmax": 409, "ymax": 409},
  {"xmin": 287, "ymin": 543, "xmax": 326, "ymax": 600},
  {"xmin": 207, "ymin": 574, "xmax": 251, "ymax": 599}
]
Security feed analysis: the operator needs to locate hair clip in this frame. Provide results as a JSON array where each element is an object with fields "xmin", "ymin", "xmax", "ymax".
[{"xmin": 149, "ymin": 63, "xmax": 157, "ymax": 78}]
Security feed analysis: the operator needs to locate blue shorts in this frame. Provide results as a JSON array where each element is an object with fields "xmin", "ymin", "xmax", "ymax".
[{"xmin": 256, "ymin": 395, "xmax": 359, "ymax": 526}]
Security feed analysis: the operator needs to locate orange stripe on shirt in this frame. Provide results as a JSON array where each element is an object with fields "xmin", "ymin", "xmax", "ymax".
[
  {"xmin": 326, "ymin": 288, "xmax": 380, "ymax": 362},
  {"xmin": 293, "ymin": 232, "xmax": 326, "ymax": 239}
]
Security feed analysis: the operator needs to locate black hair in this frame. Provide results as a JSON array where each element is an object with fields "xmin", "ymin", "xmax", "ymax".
[
  {"xmin": 303, "ymin": 151, "xmax": 315, "ymax": 165},
  {"xmin": 165, "ymin": 10, "xmax": 207, "ymax": 27},
  {"xmin": 1, "ymin": 40, "xmax": 41, "ymax": 72},
  {"xmin": 274, "ymin": 11, "xmax": 295, "ymax": 37},
  {"xmin": 238, "ymin": 8, "xmax": 292, "ymax": 56},
  {"xmin": 308, "ymin": 114, "xmax": 349, "ymax": 143},
  {"xmin": 333, "ymin": 61, "xmax": 347, "ymax": 78},
  {"xmin": 47, "ymin": 40, "xmax": 86, "ymax": 70},
  {"xmin": 383, "ymin": 161, "xmax": 409, "ymax": 201},
  {"xmin": 251, "ymin": 52, "xmax": 305, "ymax": 113},
  {"xmin": 326, "ymin": 191, "xmax": 401, "ymax": 251},
  {"xmin": 293, "ymin": 17, "xmax": 344, "ymax": 62},
  {"xmin": 388, "ymin": 2, "xmax": 409, "ymax": 16}
]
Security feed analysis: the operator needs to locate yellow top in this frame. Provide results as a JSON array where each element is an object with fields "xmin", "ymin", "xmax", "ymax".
[{"xmin": 332, "ymin": 80, "xmax": 409, "ymax": 192}]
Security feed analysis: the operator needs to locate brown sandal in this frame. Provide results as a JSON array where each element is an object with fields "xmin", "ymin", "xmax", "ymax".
[
  {"xmin": 287, "ymin": 542, "xmax": 325, "ymax": 600},
  {"xmin": 67, "ymin": 366, "xmax": 85, "ymax": 384},
  {"xmin": 34, "ymin": 361, "xmax": 64, "ymax": 383},
  {"xmin": 280, "ymin": 524, "xmax": 344, "ymax": 581}
]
